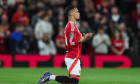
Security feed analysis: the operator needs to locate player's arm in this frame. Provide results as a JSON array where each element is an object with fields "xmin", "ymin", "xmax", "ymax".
[
  {"xmin": 69, "ymin": 32, "xmax": 93, "ymax": 45},
  {"xmin": 68, "ymin": 22, "xmax": 94, "ymax": 46},
  {"xmin": 69, "ymin": 32, "xmax": 93, "ymax": 46}
]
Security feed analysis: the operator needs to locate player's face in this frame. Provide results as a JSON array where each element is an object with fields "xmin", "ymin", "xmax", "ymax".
[{"xmin": 73, "ymin": 8, "xmax": 80, "ymax": 20}]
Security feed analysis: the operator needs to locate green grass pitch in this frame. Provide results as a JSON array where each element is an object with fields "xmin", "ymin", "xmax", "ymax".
[{"xmin": 0, "ymin": 68, "xmax": 140, "ymax": 84}]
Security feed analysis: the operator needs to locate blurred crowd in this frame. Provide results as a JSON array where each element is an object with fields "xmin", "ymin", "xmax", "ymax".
[{"xmin": 0, "ymin": 0, "xmax": 139, "ymax": 56}]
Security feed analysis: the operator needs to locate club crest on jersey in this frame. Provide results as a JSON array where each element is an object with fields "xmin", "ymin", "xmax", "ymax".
[{"xmin": 70, "ymin": 32, "xmax": 74, "ymax": 37}]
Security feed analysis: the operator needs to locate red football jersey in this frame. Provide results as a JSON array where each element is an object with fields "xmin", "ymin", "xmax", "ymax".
[
  {"xmin": 64, "ymin": 21, "xmax": 82, "ymax": 59},
  {"xmin": 110, "ymin": 38, "xmax": 125, "ymax": 55}
]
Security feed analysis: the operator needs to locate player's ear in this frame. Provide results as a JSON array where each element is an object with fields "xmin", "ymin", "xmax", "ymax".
[
  {"xmin": 69, "ymin": 12, "xmax": 73, "ymax": 16},
  {"xmin": 71, "ymin": 13, "xmax": 74, "ymax": 16}
]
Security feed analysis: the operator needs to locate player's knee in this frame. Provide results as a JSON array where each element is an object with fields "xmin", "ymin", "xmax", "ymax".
[
  {"xmin": 71, "ymin": 78, "xmax": 79, "ymax": 84},
  {"xmin": 69, "ymin": 75, "xmax": 80, "ymax": 84}
]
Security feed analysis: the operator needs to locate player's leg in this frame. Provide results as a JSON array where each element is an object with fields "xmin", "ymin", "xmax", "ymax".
[
  {"xmin": 49, "ymin": 58, "xmax": 81, "ymax": 83},
  {"xmin": 49, "ymin": 74, "xmax": 79, "ymax": 83},
  {"xmin": 38, "ymin": 58, "xmax": 81, "ymax": 84},
  {"xmin": 38, "ymin": 72, "xmax": 79, "ymax": 84}
]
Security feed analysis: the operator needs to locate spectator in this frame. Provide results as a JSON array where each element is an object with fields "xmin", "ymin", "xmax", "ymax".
[
  {"xmin": 34, "ymin": 13, "xmax": 53, "ymax": 40},
  {"xmin": 100, "ymin": 16, "xmax": 110, "ymax": 35},
  {"xmin": 55, "ymin": 6, "xmax": 64, "ymax": 16},
  {"xmin": 0, "ymin": 24, "xmax": 10, "ymax": 53},
  {"xmin": 36, "ymin": 1, "xmax": 45, "ymax": 9},
  {"xmin": 109, "ymin": 0, "xmax": 116, "ymax": 7},
  {"xmin": 71, "ymin": 0, "xmax": 78, "ymax": 7},
  {"xmin": 53, "ymin": 12, "xmax": 64, "ymax": 36},
  {"xmin": 0, "ymin": 14, "xmax": 9, "ymax": 25},
  {"xmin": 84, "ymin": 0, "xmax": 95, "ymax": 19},
  {"xmin": 0, "ymin": 0, "xmax": 14, "ymax": 23},
  {"xmin": 119, "ymin": 23, "xmax": 134, "ymax": 54},
  {"xmin": 0, "ymin": 0, "xmax": 138, "ymax": 56},
  {"xmin": 28, "ymin": 2, "xmax": 38, "ymax": 19},
  {"xmin": 0, "ymin": 0, "xmax": 12, "ymax": 15},
  {"xmin": 20, "ymin": 17, "xmax": 34, "ymax": 54},
  {"xmin": 57, "ymin": 13, "xmax": 65, "ymax": 27},
  {"xmin": 47, "ymin": 8, "xmax": 56, "ymax": 25},
  {"xmin": 109, "ymin": 20, "xmax": 119, "ymax": 36},
  {"xmin": 56, "ymin": 26, "xmax": 65, "ymax": 54},
  {"xmin": 80, "ymin": 21, "xmax": 92, "ymax": 34},
  {"xmin": 48, "ymin": 7, "xmax": 58, "ymax": 28},
  {"xmin": 92, "ymin": 26, "xmax": 110, "ymax": 54},
  {"xmin": 0, "ymin": 25, "xmax": 5, "ymax": 53},
  {"xmin": 89, "ymin": 12, "xmax": 101, "ymax": 33},
  {"xmin": 0, "ymin": 0, "xmax": 7, "ymax": 14},
  {"xmin": 110, "ymin": 30, "xmax": 125, "ymax": 55},
  {"xmin": 79, "ymin": 21, "xmax": 92, "ymax": 54},
  {"xmin": 38, "ymin": 33, "xmax": 56, "ymax": 55},
  {"xmin": 28, "ymin": 32, "xmax": 38, "ymax": 54},
  {"xmin": 0, "ymin": 0, "xmax": 16, "ymax": 6},
  {"xmin": 98, "ymin": 0, "xmax": 110, "ymax": 16},
  {"xmin": 31, "ymin": 8, "xmax": 45, "ymax": 28},
  {"xmin": 11, "ymin": 4, "xmax": 28, "ymax": 24},
  {"xmin": 10, "ymin": 25, "xmax": 25, "ymax": 54},
  {"xmin": 111, "ymin": 6, "xmax": 124, "ymax": 24}
]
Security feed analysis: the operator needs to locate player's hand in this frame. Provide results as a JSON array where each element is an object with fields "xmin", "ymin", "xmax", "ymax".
[
  {"xmin": 79, "ymin": 33, "xmax": 94, "ymax": 44},
  {"xmin": 83, "ymin": 33, "xmax": 94, "ymax": 39}
]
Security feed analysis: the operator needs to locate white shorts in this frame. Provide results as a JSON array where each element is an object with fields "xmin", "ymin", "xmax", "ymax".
[{"xmin": 65, "ymin": 58, "xmax": 81, "ymax": 76}]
